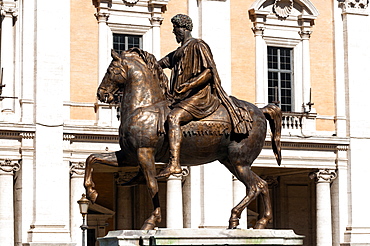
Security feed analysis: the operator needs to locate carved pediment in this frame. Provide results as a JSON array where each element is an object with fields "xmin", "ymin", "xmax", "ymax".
[
  {"xmin": 273, "ymin": 0, "xmax": 294, "ymax": 18},
  {"xmin": 250, "ymin": 0, "xmax": 319, "ymax": 18}
]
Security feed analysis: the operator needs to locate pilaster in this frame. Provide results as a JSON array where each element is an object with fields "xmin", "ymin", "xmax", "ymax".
[
  {"xmin": 95, "ymin": 10, "xmax": 110, "ymax": 84},
  {"xmin": 16, "ymin": 133, "xmax": 35, "ymax": 245},
  {"xmin": 70, "ymin": 162, "xmax": 86, "ymax": 246},
  {"xmin": 27, "ymin": 0, "xmax": 72, "ymax": 244},
  {"xmin": 150, "ymin": 17, "xmax": 163, "ymax": 59},
  {"xmin": 252, "ymin": 25, "xmax": 266, "ymax": 108},
  {"xmin": 340, "ymin": 0, "xmax": 370, "ymax": 244},
  {"xmin": 0, "ymin": 1, "xmax": 18, "ymax": 115}
]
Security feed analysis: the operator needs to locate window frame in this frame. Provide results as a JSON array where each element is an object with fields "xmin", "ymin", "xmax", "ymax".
[
  {"xmin": 113, "ymin": 33, "xmax": 143, "ymax": 54},
  {"xmin": 267, "ymin": 46, "xmax": 294, "ymax": 112}
]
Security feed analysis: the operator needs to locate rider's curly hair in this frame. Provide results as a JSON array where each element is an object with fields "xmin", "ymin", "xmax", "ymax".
[{"xmin": 171, "ymin": 14, "xmax": 193, "ymax": 31}]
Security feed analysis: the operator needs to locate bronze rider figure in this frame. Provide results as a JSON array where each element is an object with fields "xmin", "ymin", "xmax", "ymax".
[{"xmin": 156, "ymin": 14, "xmax": 252, "ymax": 178}]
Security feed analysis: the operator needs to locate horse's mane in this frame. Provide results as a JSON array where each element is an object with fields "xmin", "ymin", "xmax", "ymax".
[{"xmin": 126, "ymin": 48, "xmax": 172, "ymax": 101}]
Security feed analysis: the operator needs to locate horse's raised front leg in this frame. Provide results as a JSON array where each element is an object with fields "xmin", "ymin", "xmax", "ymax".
[
  {"xmin": 84, "ymin": 152, "xmax": 119, "ymax": 203},
  {"xmin": 228, "ymin": 167, "xmax": 272, "ymax": 229},
  {"xmin": 137, "ymin": 147, "xmax": 162, "ymax": 230}
]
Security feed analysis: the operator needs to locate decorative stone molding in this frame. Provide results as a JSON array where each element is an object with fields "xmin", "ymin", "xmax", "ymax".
[
  {"xmin": 252, "ymin": 26, "xmax": 265, "ymax": 36},
  {"xmin": 264, "ymin": 141, "xmax": 349, "ymax": 152},
  {"xmin": 299, "ymin": 30, "xmax": 312, "ymax": 39},
  {"xmin": 95, "ymin": 11, "xmax": 110, "ymax": 23},
  {"xmin": 63, "ymin": 134, "xmax": 76, "ymax": 141},
  {"xmin": 273, "ymin": 0, "xmax": 294, "ymax": 18},
  {"xmin": 149, "ymin": 0, "xmax": 169, "ymax": 7},
  {"xmin": 340, "ymin": 0, "xmax": 369, "ymax": 10},
  {"xmin": 0, "ymin": 159, "xmax": 20, "ymax": 173},
  {"xmin": 124, "ymin": 0, "xmax": 139, "ymax": 4},
  {"xmin": 309, "ymin": 169, "xmax": 337, "ymax": 183},
  {"xmin": 181, "ymin": 167, "xmax": 190, "ymax": 177},
  {"xmin": 20, "ymin": 132, "xmax": 35, "ymax": 139},
  {"xmin": 150, "ymin": 16, "xmax": 164, "ymax": 26},
  {"xmin": 0, "ymin": 5, "xmax": 18, "ymax": 18},
  {"xmin": 70, "ymin": 162, "xmax": 85, "ymax": 177}
]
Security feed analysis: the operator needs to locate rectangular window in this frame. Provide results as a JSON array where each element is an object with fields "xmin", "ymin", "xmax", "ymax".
[
  {"xmin": 113, "ymin": 34, "xmax": 142, "ymax": 54},
  {"xmin": 268, "ymin": 46, "xmax": 293, "ymax": 112}
]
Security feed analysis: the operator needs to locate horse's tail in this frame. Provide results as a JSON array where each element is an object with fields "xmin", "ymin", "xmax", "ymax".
[{"xmin": 262, "ymin": 104, "xmax": 282, "ymax": 166}]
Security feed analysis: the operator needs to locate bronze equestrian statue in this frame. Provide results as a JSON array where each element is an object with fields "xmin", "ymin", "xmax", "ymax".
[{"xmin": 84, "ymin": 14, "xmax": 282, "ymax": 230}]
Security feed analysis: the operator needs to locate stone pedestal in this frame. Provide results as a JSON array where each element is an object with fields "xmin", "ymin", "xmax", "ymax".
[{"xmin": 98, "ymin": 229, "xmax": 304, "ymax": 246}]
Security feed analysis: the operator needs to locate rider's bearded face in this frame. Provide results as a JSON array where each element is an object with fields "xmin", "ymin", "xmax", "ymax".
[{"xmin": 173, "ymin": 25, "xmax": 185, "ymax": 44}]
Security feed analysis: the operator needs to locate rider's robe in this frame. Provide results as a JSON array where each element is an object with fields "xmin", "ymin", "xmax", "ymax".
[{"xmin": 159, "ymin": 38, "xmax": 252, "ymax": 134}]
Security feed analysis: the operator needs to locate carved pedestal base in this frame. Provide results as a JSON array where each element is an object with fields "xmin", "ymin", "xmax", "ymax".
[{"xmin": 98, "ymin": 229, "xmax": 304, "ymax": 246}]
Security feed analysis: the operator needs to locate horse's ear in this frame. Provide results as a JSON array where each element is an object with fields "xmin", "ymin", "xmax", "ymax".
[{"xmin": 111, "ymin": 49, "xmax": 121, "ymax": 61}]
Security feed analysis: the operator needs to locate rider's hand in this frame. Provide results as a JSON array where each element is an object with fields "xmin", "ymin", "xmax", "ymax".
[{"xmin": 178, "ymin": 82, "xmax": 192, "ymax": 93}]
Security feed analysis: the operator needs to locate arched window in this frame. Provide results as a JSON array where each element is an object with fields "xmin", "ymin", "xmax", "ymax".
[{"xmin": 249, "ymin": 0, "xmax": 318, "ymax": 112}]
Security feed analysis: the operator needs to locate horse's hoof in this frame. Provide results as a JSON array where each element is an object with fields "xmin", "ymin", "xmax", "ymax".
[
  {"xmin": 254, "ymin": 220, "xmax": 267, "ymax": 229},
  {"xmin": 228, "ymin": 219, "xmax": 239, "ymax": 229},
  {"xmin": 155, "ymin": 166, "xmax": 182, "ymax": 179},
  {"xmin": 87, "ymin": 190, "xmax": 98, "ymax": 204}
]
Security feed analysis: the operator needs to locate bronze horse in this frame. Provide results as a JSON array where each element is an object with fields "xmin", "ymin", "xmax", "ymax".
[{"xmin": 84, "ymin": 48, "xmax": 282, "ymax": 230}]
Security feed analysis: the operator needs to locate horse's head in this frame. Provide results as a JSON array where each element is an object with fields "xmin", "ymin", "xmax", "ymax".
[{"xmin": 97, "ymin": 49, "xmax": 127, "ymax": 104}]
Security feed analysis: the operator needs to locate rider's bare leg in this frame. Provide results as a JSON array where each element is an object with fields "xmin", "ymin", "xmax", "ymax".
[{"xmin": 156, "ymin": 107, "xmax": 193, "ymax": 178}]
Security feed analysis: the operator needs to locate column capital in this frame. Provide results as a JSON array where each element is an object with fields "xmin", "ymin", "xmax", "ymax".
[
  {"xmin": 262, "ymin": 176, "xmax": 279, "ymax": 188},
  {"xmin": 0, "ymin": 4, "xmax": 18, "ymax": 18},
  {"xmin": 167, "ymin": 167, "xmax": 189, "ymax": 181},
  {"xmin": 115, "ymin": 171, "xmax": 139, "ymax": 185},
  {"xmin": 0, "ymin": 159, "xmax": 20, "ymax": 174},
  {"xmin": 95, "ymin": 11, "xmax": 110, "ymax": 23},
  {"xmin": 252, "ymin": 26, "xmax": 265, "ymax": 36},
  {"xmin": 70, "ymin": 161, "xmax": 85, "ymax": 177},
  {"xmin": 309, "ymin": 169, "xmax": 337, "ymax": 183},
  {"xmin": 299, "ymin": 30, "xmax": 312, "ymax": 40},
  {"xmin": 150, "ymin": 16, "xmax": 164, "ymax": 26}
]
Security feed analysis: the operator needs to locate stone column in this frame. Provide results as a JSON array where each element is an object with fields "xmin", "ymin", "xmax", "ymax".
[
  {"xmin": 182, "ymin": 166, "xmax": 202, "ymax": 228},
  {"xmin": 0, "ymin": 159, "xmax": 20, "ymax": 245},
  {"xmin": 70, "ymin": 162, "xmax": 86, "ymax": 246},
  {"xmin": 310, "ymin": 169, "xmax": 337, "ymax": 246},
  {"xmin": 232, "ymin": 176, "xmax": 247, "ymax": 228},
  {"xmin": 166, "ymin": 173, "xmax": 183, "ymax": 228},
  {"xmin": 0, "ymin": 3, "xmax": 18, "ymax": 113},
  {"xmin": 253, "ymin": 26, "xmax": 266, "ymax": 108},
  {"xmin": 115, "ymin": 172, "xmax": 134, "ymax": 230},
  {"xmin": 150, "ymin": 17, "xmax": 163, "ymax": 59}
]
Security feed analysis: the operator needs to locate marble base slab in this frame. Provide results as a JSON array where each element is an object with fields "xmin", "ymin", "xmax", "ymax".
[{"xmin": 98, "ymin": 228, "xmax": 304, "ymax": 246}]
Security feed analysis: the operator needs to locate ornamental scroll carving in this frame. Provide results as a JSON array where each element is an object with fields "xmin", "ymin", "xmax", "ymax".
[
  {"xmin": 309, "ymin": 169, "xmax": 337, "ymax": 183},
  {"xmin": 341, "ymin": 0, "xmax": 369, "ymax": 9},
  {"xmin": 0, "ymin": 3, "xmax": 18, "ymax": 18},
  {"xmin": 273, "ymin": 0, "xmax": 294, "ymax": 18},
  {"xmin": 70, "ymin": 162, "xmax": 85, "ymax": 176},
  {"xmin": 124, "ymin": 0, "xmax": 139, "ymax": 4},
  {"xmin": 0, "ymin": 159, "xmax": 20, "ymax": 173}
]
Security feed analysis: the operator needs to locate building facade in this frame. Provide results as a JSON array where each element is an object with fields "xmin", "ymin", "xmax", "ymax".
[{"xmin": 0, "ymin": 0, "xmax": 369, "ymax": 245}]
